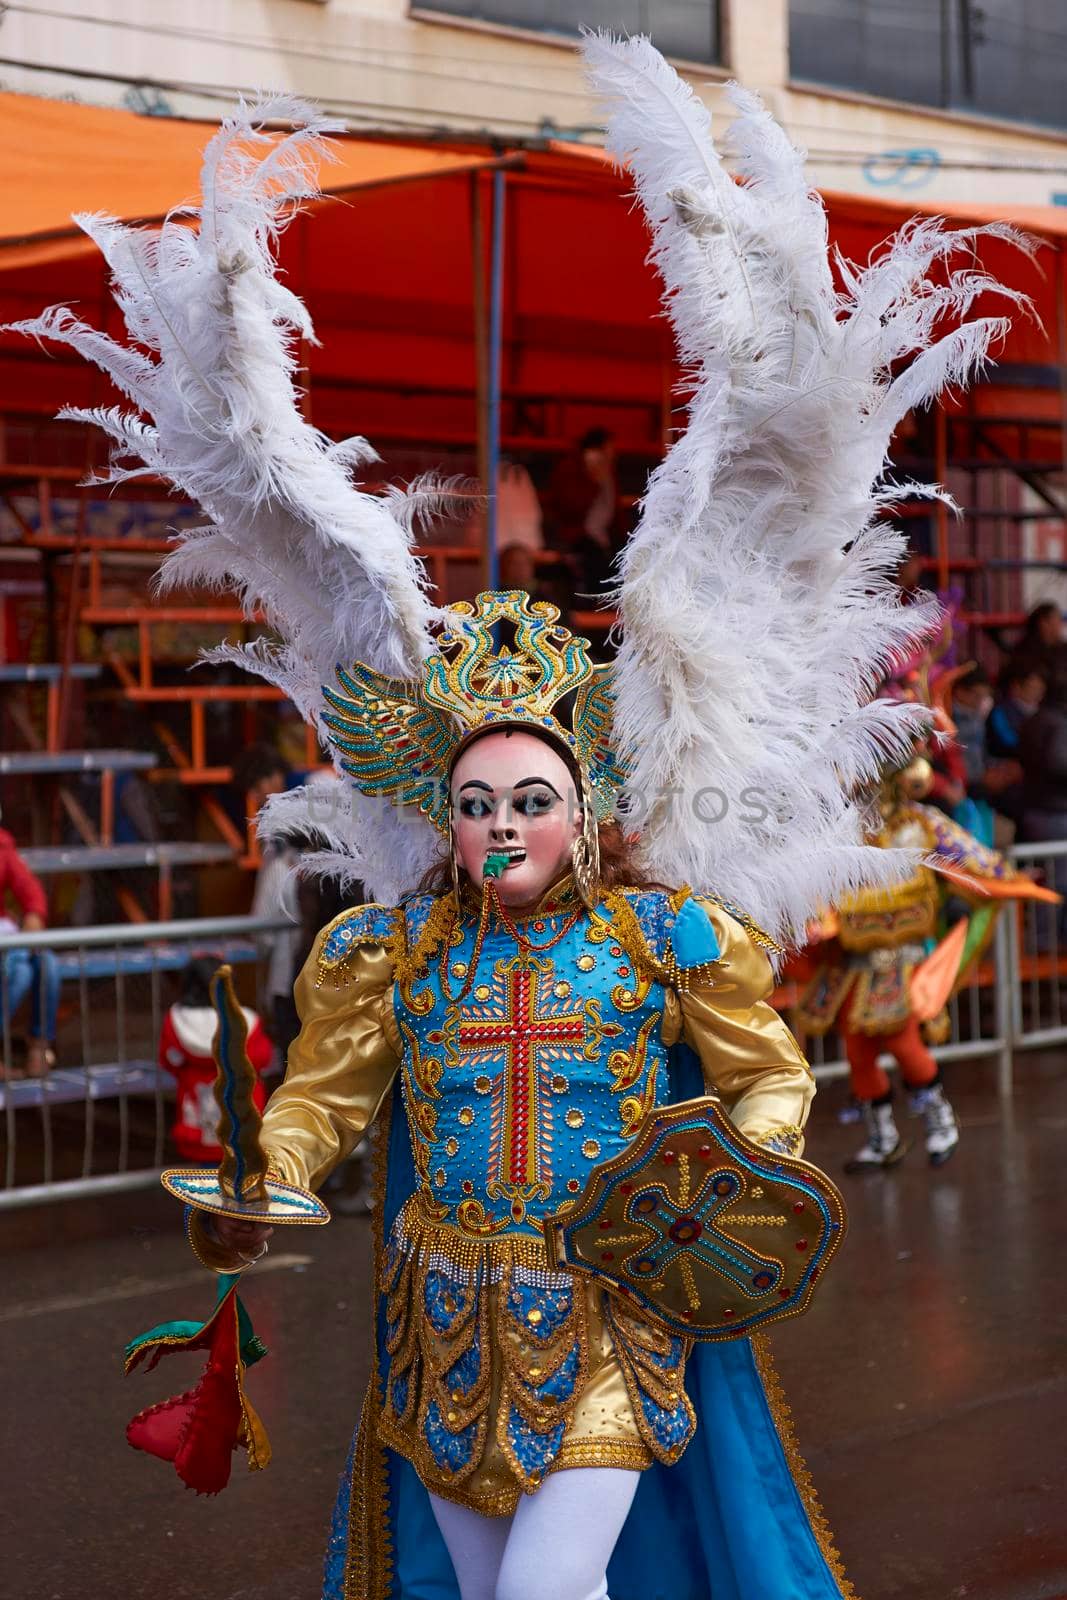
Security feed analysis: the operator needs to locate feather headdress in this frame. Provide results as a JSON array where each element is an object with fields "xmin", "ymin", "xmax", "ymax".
[
  {"xmin": 581, "ymin": 31, "xmax": 1031, "ymax": 946},
  {"xmin": 9, "ymin": 55, "xmax": 1030, "ymax": 941}
]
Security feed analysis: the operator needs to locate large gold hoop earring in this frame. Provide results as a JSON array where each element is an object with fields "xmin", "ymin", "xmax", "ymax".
[{"xmin": 570, "ymin": 770, "xmax": 601, "ymax": 909}]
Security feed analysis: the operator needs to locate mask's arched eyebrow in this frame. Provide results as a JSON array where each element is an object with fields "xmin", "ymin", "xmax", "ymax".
[
  {"xmin": 514, "ymin": 777, "xmax": 563, "ymax": 797},
  {"xmin": 457, "ymin": 779, "xmax": 494, "ymax": 793}
]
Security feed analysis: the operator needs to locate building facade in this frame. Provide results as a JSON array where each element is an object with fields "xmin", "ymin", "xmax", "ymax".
[{"xmin": 3, "ymin": 0, "xmax": 1067, "ymax": 209}]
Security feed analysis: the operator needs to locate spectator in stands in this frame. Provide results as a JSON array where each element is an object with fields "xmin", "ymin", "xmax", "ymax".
[
  {"xmin": 985, "ymin": 659, "xmax": 1044, "ymax": 835},
  {"xmin": 1019, "ymin": 643, "xmax": 1067, "ymax": 941},
  {"xmin": 1008, "ymin": 601, "xmax": 1064, "ymax": 682},
  {"xmin": 159, "ymin": 956, "xmax": 272, "ymax": 1163},
  {"xmin": 224, "ymin": 740, "xmax": 288, "ymax": 836},
  {"xmin": 233, "ymin": 741, "xmax": 287, "ymax": 810},
  {"xmin": 250, "ymin": 773, "xmax": 355, "ymax": 1061},
  {"xmin": 0, "ymin": 816, "xmax": 59, "ymax": 1078},
  {"xmin": 251, "ymin": 836, "xmax": 302, "ymax": 1058},
  {"xmin": 951, "ymin": 665, "xmax": 1024, "ymax": 847},
  {"xmin": 496, "ymin": 541, "xmax": 569, "ymax": 611},
  {"xmin": 498, "ymin": 541, "xmax": 537, "ymax": 593},
  {"xmin": 543, "ymin": 427, "xmax": 621, "ymax": 593},
  {"xmin": 988, "ymin": 659, "xmax": 1046, "ymax": 762}
]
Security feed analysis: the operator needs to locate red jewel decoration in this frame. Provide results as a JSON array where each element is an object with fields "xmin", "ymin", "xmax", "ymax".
[
  {"xmin": 616, "ymin": 965, "xmax": 630, "ymax": 978},
  {"xmin": 534, "ymin": 920, "xmax": 546, "ymax": 932},
  {"xmin": 681, "ymin": 1310, "xmax": 693, "ymax": 1322},
  {"xmin": 662, "ymin": 1149, "xmax": 677, "ymax": 1165},
  {"xmin": 722, "ymin": 1308, "xmax": 735, "ymax": 1319},
  {"xmin": 601, "ymin": 1251, "xmax": 615, "ymax": 1263},
  {"xmin": 501, "ymin": 698, "xmax": 513, "ymax": 708},
  {"xmin": 792, "ymin": 1201, "xmax": 805, "ymax": 1214},
  {"xmin": 620, "ymin": 1183, "xmax": 634, "ymax": 1195},
  {"xmin": 598, "ymin": 1218, "xmax": 613, "ymax": 1230},
  {"xmin": 795, "ymin": 1239, "xmax": 808, "ymax": 1252},
  {"xmin": 698, "ymin": 1144, "xmax": 713, "ymax": 1161},
  {"xmin": 778, "ymin": 1287, "xmax": 791, "ymax": 1299}
]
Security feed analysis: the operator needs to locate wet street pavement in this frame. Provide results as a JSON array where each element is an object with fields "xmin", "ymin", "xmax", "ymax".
[{"xmin": 3, "ymin": 1052, "xmax": 1066, "ymax": 1600}]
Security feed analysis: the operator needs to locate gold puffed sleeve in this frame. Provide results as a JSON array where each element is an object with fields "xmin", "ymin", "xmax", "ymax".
[
  {"xmin": 260, "ymin": 938, "xmax": 402, "ymax": 1188},
  {"xmin": 187, "ymin": 927, "xmax": 402, "ymax": 1272},
  {"xmin": 661, "ymin": 899, "xmax": 815, "ymax": 1157}
]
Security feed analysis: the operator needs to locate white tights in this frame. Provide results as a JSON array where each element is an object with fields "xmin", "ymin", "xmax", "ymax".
[{"xmin": 429, "ymin": 1468, "xmax": 640, "ymax": 1600}]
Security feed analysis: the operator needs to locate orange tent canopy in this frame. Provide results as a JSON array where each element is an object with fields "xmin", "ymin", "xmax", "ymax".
[
  {"xmin": 0, "ymin": 90, "xmax": 500, "ymax": 270},
  {"xmin": 0, "ymin": 90, "xmax": 1062, "ymax": 472}
]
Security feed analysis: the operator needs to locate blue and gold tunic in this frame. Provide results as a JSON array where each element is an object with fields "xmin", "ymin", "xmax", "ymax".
[{"xmin": 195, "ymin": 877, "xmax": 814, "ymax": 1516}]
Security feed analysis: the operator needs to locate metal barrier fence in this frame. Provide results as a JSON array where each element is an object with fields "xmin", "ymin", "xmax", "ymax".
[
  {"xmin": 1000, "ymin": 839, "xmax": 1067, "ymax": 1055},
  {"xmin": 0, "ymin": 916, "xmax": 291, "ymax": 1209},
  {"xmin": 2, "ymin": 846, "xmax": 1066, "ymax": 1208}
]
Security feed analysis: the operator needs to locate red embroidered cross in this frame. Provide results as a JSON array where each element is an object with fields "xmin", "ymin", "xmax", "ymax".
[{"xmin": 457, "ymin": 966, "xmax": 586, "ymax": 1188}]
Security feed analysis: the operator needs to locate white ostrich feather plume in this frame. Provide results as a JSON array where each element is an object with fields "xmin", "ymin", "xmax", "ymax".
[
  {"xmin": 6, "ymin": 96, "xmax": 447, "ymax": 900},
  {"xmin": 583, "ymin": 32, "xmax": 1032, "ymax": 949}
]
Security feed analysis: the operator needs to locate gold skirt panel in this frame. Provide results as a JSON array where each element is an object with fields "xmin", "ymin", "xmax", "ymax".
[{"xmin": 375, "ymin": 1200, "xmax": 695, "ymax": 1516}]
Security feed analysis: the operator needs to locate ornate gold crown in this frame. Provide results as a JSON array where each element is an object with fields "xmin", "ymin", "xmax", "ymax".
[{"xmin": 321, "ymin": 590, "xmax": 624, "ymax": 832}]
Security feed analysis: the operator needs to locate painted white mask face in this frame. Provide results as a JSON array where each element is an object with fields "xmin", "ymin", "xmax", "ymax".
[{"xmin": 451, "ymin": 730, "xmax": 582, "ymax": 908}]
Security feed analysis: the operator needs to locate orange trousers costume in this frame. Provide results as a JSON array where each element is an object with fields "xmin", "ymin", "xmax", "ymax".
[{"xmin": 844, "ymin": 1018, "xmax": 939, "ymax": 1102}]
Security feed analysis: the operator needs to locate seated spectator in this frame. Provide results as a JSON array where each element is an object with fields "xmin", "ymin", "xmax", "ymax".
[
  {"xmin": 1004, "ymin": 601, "xmax": 1064, "ymax": 685},
  {"xmin": 988, "ymin": 660, "xmax": 1045, "ymax": 761},
  {"xmin": 0, "ymin": 815, "xmax": 58, "ymax": 1078},
  {"xmin": 222, "ymin": 740, "xmax": 288, "ymax": 837},
  {"xmin": 498, "ymin": 541, "xmax": 538, "ymax": 593},
  {"xmin": 1019, "ymin": 643, "xmax": 1067, "ymax": 942},
  {"xmin": 159, "ymin": 956, "xmax": 271, "ymax": 1163},
  {"xmin": 233, "ymin": 741, "xmax": 287, "ymax": 810},
  {"xmin": 951, "ymin": 665, "xmax": 1024, "ymax": 847},
  {"xmin": 543, "ymin": 427, "xmax": 621, "ymax": 594}
]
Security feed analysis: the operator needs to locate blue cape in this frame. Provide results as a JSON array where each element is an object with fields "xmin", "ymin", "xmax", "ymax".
[{"xmin": 323, "ymin": 1049, "xmax": 855, "ymax": 1600}]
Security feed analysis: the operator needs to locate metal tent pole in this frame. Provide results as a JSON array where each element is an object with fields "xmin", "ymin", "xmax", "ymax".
[{"xmin": 486, "ymin": 167, "xmax": 507, "ymax": 593}]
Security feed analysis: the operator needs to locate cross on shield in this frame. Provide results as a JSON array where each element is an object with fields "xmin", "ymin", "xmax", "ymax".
[{"xmin": 543, "ymin": 1096, "xmax": 846, "ymax": 1342}]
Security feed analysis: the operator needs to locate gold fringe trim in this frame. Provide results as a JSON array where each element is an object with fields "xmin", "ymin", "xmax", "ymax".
[
  {"xmin": 315, "ymin": 903, "xmax": 404, "ymax": 989},
  {"xmin": 592, "ymin": 886, "xmax": 781, "ymax": 996},
  {"xmin": 750, "ymin": 1334, "xmax": 859, "ymax": 1600},
  {"xmin": 692, "ymin": 891, "xmax": 782, "ymax": 957},
  {"xmin": 344, "ymin": 1102, "xmax": 396, "ymax": 1600}
]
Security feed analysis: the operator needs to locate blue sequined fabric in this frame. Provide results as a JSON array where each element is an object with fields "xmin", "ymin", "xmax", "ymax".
[
  {"xmin": 321, "ymin": 1422, "xmax": 359, "ymax": 1600},
  {"xmin": 371, "ymin": 889, "xmax": 723, "ymax": 1504},
  {"xmin": 392, "ymin": 889, "xmax": 685, "ymax": 1236},
  {"xmin": 318, "ymin": 902, "xmax": 399, "ymax": 977}
]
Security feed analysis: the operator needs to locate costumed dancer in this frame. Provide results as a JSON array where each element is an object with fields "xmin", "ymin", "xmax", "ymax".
[
  {"xmin": 9, "ymin": 32, "xmax": 1031, "ymax": 1600},
  {"xmin": 797, "ymin": 742, "xmax": 1057, "ymax": 1173}
]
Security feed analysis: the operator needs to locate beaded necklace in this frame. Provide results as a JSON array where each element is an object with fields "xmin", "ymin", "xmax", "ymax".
[{"xmin": 438, "ymin": 878, "xmax": 583, "ymax": 1004}]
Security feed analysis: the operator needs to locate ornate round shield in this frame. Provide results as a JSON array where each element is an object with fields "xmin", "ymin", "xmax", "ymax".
[{"xmin": 542, "ymin": 1096, "xmax": 846, "ymax": 1341}]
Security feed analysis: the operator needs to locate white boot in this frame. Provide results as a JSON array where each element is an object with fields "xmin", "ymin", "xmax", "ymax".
[
  {"xmin": 843, "ymin": 1099, "xmax": 906, "ymax": 1174},
  {"xmin": 908, "ymin": 1082, "xmax": 959, "ymax": 1167}
]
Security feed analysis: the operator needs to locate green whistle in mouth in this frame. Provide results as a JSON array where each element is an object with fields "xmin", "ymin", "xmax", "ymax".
[{"xmin": 483, "ymin": 851, "xmax": 512, "ymax": 880}]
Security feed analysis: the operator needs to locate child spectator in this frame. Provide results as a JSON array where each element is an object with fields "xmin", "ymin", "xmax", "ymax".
[
  {"xmin": 951, "ymin": 665, "xmax": 1024, "ymax": 847},
  {"xmin": 988, "ymin": 660, "xmax": 1045, "ymax": 761},
  {"xmin": 159, "ymin": 956, "xmax": 271, "ymax": 1163}
]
